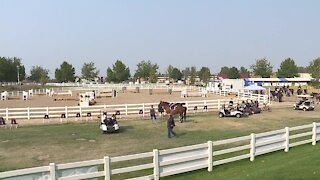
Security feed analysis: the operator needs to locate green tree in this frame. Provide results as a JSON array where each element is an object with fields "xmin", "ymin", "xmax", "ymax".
[
  {"xmin": 106, "ymin": 60, "xmax": 130, "ymax": 83},
  {"xmin": 29, "ymin": 66, "xmax": 49, "ymax": 85},
  {"xmin": 307, "ymin": 57, "xmax": 320, "ymax": 82},
  {"xmin": 190, "ymin": 66, "xmax": 197, "ymax": 84},
  {"xmin": 54, "ymin": 61, "xmax": 76, "ymax": 82},
  {"xmin": 239, "ymin": 66, "xmax": 250, "ymax": 76},
  {"xmin": 298, "ymin": 66, "xmax": 308, "ymax": 73},
  {"xmin": 228, "ymin": 67, "xmax": 240, "ymax": 79},
  {"xmin": 134, "ymin": 60, "xmax": 159, "ymax": 83},
  {"xmin": 220, "ymin": 66, "xmax": 229, "ymax": 75},
  {"xmin": 171, "ymin": 68, "xmax": 182, "ymax": 81},
  {"xmin": 198, "ymin": 67, "xmax": 211, "ymax": 84},
  {"xmin": 81, "ymin": 62, "xmax": 99, "ymax": 80},
  {"xmin": 182, "ymin": 67, "xmax": 191, "ymax": 80},
  {"xmin": 0, "ymin": 57, "xmax": 25, "ymax": 82},
  {"xmin": 277, "ymin": 58, "xmax": 298, "ymax": 78},
  {"xmin": 166, "ymin": 65, "xmax": 174, "ymax": 80},
  {"xmin": 250, "ymin": 58, "xmax": 273, "ymax": 78}
]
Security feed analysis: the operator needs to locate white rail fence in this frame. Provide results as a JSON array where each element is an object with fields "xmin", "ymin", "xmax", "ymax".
[
  {"xmin": 0, "ymin": 99, "xmax": 230, "ymax": 121},
  {"xmin": 1, "ymin": 122, "xmax": 319, "ymax": 179},
  {"xmin": 46, "ymin": 83, "xmax": 204, "ymax": 91},
  {"xmin": 237, "ymin": 91, "xmax": 268, "ymax": 104},
  {"xmin": 2, "ymin": 85, "xmax": 204, "ymax": 98},
  {"xmin": 0, "ymin": 90, "xmax": 267, "ymax": 122}
]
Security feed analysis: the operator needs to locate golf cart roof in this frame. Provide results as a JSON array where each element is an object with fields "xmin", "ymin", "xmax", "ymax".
[{"xmin": 297, "ymin": 95, "xmax": 313, "ymax": 98}]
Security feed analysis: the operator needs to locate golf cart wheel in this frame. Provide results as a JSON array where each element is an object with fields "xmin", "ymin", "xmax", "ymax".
[
  {"xmin": 303, "ymin": 108, "xmax": 306, "ymax": 111},
  {"xmin": 236, "ymin": 113, "xmax": 241, "ymax": 118},
  {"xmin": 219, "ymin": 112, "xmax": 224, "ymax": 118}
]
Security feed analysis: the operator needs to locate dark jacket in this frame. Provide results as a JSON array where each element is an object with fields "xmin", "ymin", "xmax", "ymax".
[
  {"xmin": 167, "ymin": 116, "xmax": 175, "ymax": 128},
  {"xmin": 150, "ymin": 108, "xmax": 156, "ymax": 115}
]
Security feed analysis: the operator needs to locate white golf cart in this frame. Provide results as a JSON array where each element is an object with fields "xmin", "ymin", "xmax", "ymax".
[
  {"xmin": 293, "ymin": 95, "xmax": 315, "ymax": 111},
  {"xmin": 100, "ymin": 112, "xmax": 120, "ymax": 133},
  {"xmin": 219, "ymin": 105, "xmax": 243, "ymax": 118}
]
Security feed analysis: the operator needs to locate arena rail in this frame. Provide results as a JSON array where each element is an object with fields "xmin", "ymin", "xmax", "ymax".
[
  {"xmin": 0, "ymin": 122, "xmax": 319, "ymax": 179},
  {"xmin": 0, "ymin": 99, "xmax": 232, "ymax": 121},
  {"xmin": 2, "ymin": 85, "xmax": 204, "ymax": 98}
]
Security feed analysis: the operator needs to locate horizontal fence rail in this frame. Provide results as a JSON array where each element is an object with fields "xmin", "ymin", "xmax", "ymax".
[
  {"xmin": 0, "ymin": 90, "xmax": 266, "ymax": 122},
  {"xmin": 0, "ymin": 99, "xmax": 233, "ymax": 122},
  {"xmin": 1, "ymin": 122, "xmax": 319, "ymax": 179}
]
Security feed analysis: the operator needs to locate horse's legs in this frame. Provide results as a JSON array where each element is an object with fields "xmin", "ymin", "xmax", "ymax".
[{"xmin": 179, "ymin": 113, "xmax": 183, "ymax": 123}]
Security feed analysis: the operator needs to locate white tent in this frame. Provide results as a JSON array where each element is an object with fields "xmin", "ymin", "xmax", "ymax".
[{"xmin": 243, "ymin": 84, "xmax": 266, "ymax": 91}]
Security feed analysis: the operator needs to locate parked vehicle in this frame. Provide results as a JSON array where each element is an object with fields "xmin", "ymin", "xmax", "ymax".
[
  {"xmin": 293, "ymin": 100, "xmax": 314, "ymax": 111},
  {"xmin": 218, "ymin": 108, "xmax": 243, "ymax": 118}
]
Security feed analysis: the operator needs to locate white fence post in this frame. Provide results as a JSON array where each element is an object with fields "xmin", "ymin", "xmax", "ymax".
[
  {"xmin": 185, "ymin": 101, "xmax": 189, "ymax": 113},
  {"xmin": 65, "ymin": 106, "xmax": 68, "ymax": 119},
  {"xmin": 285, "ymin": 127, "xmax": 290, "ymax": 152},
  {"xmin": 5, "ymin": 108, "xmax": 9, "ymax": 121},
  {"xmin": 79, "ymin": 106, "xmax": 82, "ymax": 120},
  {"xmin": 312, "ymin": 122, "xmax": 317, "ymax": 146},
  {"xmin": 104, "ymin": 156, "xmax": 111, "ymax": 180},
  {"xmin": 217, "ymin": 99, "xmax": 221, "ymax": 110},
  {"xmin": 27, "ymin": 107, "xmax": 30, "ymax": 120},
  {"xmin": 208, "ymin": 141, "xmax": 213, "ymax": 172},
  {"xmin": 250, "ymin": 133, "xmax": 256, "ymax": 161},
  {"xmin": 49, "ymin": 163, "xmax": 56, "ymax": 180},
  {"xmin": 143, "ymin": 103, "xmax": 145, "ymax": 117},
  {"xmin": 153, "ymin": 149, "xmax": 160, "ymax": 180},
  {"xmin": 125, "ymin": 104, "xmax": 128, "ymax": 116},
  {"xmin": 46, "ymin": 107, "xmax": 49, "ymax": 116}
]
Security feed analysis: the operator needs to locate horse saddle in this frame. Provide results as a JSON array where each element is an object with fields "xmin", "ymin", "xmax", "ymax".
[{"xmin": 169, "ymin": 103, "xmax": 177, "ymax": 110}]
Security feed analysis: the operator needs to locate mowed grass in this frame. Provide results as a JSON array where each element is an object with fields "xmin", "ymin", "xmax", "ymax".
[{"xmin": 0, "ymin": 106, "xmax": 320, "ymax": 174}]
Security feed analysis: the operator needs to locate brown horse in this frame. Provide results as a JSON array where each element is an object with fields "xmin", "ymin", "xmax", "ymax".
[{"xmin": 158, "ymin": 101, "xmax": 187, "ymax": 123}]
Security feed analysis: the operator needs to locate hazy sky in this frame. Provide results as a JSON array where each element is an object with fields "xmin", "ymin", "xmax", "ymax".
[{"xmin": 1, "ymin": 0, "xmax": 319, "ymax": 77}]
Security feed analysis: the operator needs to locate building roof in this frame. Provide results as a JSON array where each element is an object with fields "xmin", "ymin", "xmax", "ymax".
[
  {"xmin": 240, "ymin": 74, "xmax": 250, "ymax": 79},
  {"xmin": 217, "ymin": 73, "xmax": 227, "ymax": 79}
]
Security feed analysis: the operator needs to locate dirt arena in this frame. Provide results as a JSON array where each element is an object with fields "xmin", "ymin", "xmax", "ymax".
[{"xmin": 0, "ymin": 89, "xmax": 229, "ymax": 108}]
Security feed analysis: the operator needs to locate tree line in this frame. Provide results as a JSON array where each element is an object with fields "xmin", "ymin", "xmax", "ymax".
[{"xmin": 0, "ymin": 56, "xmax": 320, "ymax": 85}]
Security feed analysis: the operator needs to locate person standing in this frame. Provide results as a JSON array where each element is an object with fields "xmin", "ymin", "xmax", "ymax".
[
  {"xmin": 167, "ymin": 114, "xmax": 176, "ymax": 138},
  {"xmin": 150, "ymin": 105, "xmax": 157, "ymax": 123}
]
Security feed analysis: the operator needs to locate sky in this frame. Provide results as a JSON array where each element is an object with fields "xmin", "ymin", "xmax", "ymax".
[{"xmin": 1, "ymin": 0, "xmax": 320, "ymax": 77}]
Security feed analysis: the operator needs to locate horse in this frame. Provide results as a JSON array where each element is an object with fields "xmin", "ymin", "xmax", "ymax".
[
  {"xmin": 311, "ymin": 92, "xmax": 320, "ymax": 104},
  {"xmin": 297, "ymin": 88, "xmax": 303, "ymax": 95},
  {"xmin": 158, "ymin": 101, "xmax": 187, "ymax": 123},
  {"xmin": 270, "ymin": 91, "xmax": 278, "ymax": 101},
  {"xmin": 270, "ymin": 90, "xmax": 284, "ymax": 102}
]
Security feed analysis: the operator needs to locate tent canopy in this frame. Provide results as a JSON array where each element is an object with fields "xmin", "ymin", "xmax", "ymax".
[{"xmin": 243, "ymin": 84, "xmax": 266, "ymax": 91}]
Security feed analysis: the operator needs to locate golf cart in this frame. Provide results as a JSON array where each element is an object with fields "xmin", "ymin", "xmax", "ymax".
[
  {"xmin": 100, "ymin": 112, "xmax": 120, "ymax": 133},
  {"xmin": 293, "ymin": 95, "xmax": 315, "ymax": 111},
  {"xmin": 219, "ymin": 105, "xmax": 243, "ymax": 118}
]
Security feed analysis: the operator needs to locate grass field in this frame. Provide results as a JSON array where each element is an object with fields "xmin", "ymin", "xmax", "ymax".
[{"xmin": 1, "ymin": 106, "xmax": 320, "ymax": 178}]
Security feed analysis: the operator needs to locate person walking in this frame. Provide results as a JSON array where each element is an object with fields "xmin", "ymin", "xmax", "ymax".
[
  {"xmin": 167, "ymin": 114, "xmax": 176, "ymax": 138},
  {"xmin": 150, "ymin": 105, "xmax": 157, "ymax": 123}
]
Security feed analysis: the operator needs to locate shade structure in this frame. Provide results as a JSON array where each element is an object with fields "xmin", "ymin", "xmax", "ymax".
[{"xmin": 243, "ymin": 84, "xmax": 266, "ymax": 91}]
